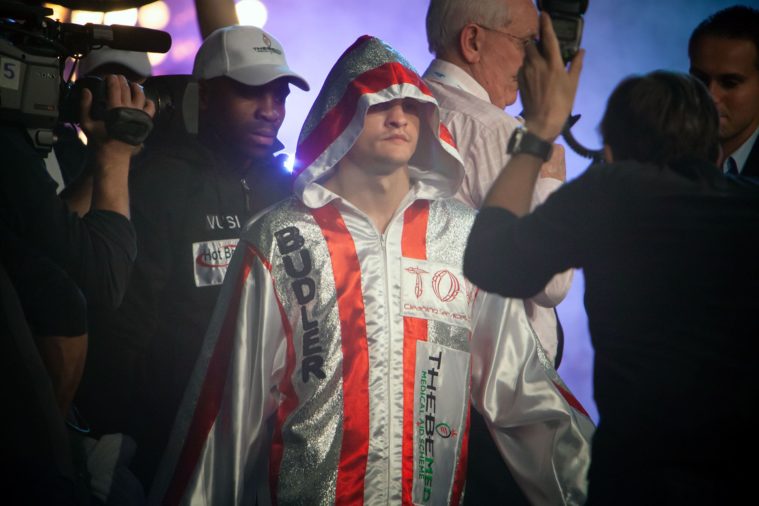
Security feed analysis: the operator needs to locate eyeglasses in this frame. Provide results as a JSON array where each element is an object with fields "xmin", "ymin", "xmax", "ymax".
[{"xmin": 477, "ymin": 24, "xmax": 536, "ymax": 51}]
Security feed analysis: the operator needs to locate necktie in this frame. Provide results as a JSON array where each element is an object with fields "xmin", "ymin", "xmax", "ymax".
[{"xmin": 726, "ymin": 157, "xmax": 739, "ymax": 176}]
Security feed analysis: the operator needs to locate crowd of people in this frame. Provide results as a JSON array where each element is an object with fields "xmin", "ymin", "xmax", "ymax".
[{"xmin": 2, "ymin": 1, "xmax": 757, "ymax": 505}]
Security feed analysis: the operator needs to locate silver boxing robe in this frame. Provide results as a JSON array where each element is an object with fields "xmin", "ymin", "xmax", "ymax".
[{"xmin": 150, "ymin": 35, "xmax": 593, "ymax": 506}]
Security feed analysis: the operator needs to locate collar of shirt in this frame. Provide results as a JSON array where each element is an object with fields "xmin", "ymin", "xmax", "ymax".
[
  {"xmin": 300, "ymin": 167, "xmax": 449, "ymax": 210},
  {"xmin": 423, "ymin": 58, "xmax": 492, "ymax": 104},
  {"xmin": 722, "ymin": 124, "xmax": 759, "ymax": 174}
]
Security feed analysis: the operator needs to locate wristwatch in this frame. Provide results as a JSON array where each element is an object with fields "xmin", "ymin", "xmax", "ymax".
[{"xmin": 507, "ymin": 127, "xmax": 553, "ymax": 162}]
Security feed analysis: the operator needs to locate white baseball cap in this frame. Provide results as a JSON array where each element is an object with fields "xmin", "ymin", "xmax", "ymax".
[
  {"xmin": 78, "ymin": 47, "xmax": 152, "ymax": 78},
  {"xmin": 193, "ymin": 25, "xmax": 309, "ymax": 91}
]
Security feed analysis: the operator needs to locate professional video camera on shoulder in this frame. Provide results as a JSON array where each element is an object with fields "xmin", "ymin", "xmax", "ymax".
[{"xmin": 0, "ymin": 0, "xmax": 171, "ymax": 152}]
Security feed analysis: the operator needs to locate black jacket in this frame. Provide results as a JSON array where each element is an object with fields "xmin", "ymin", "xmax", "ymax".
[
  {"xmin": 76, "ymin": 138, "xmax": 293, "ymax": 487},
  {"xmin": 0, "ymin": 125, "xmax": 137, "ymax": 310},
  {"xmin": 465, "ymin": 158, "xmax": 759, "ymax": 504},
  {"xmin": 742, "ymin": 135, "xmax": 759, "ymax": 178},
  {"xmin": 1, "ymin": 124, "xmax": 136, "ymax": 503}
]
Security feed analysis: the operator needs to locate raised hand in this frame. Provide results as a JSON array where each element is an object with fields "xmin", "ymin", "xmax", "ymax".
[{"xmin": 519, "ymin": 13, "xmax": 584, "ymax": 142}]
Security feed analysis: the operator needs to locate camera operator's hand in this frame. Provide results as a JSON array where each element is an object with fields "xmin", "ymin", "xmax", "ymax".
[
  {"xmin": 76, "ymin": 75, "xmax": 155, "ymax": 219},
  {"xmin": 79, "ymin": 74, "xmax": 155, "ymax": 153},
  {"xmin": 519, "ymin": 13, "xmax": 584, "ymax": 142}
]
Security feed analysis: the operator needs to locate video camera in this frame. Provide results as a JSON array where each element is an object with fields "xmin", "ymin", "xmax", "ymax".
[{"xmin": 0, "ymin": 0, "xmax": 172, "ymax": 152}]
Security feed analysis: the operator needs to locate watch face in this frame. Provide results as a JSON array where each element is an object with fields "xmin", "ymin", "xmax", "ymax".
[{"xmin": 507, "ymin": 128, "xmax": 552, "ymax": 161}]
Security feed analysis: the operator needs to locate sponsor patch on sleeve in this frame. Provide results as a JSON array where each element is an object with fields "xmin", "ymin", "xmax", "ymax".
[
  {"xmin": 192, "ymin": 238, "xmax": 239, "ymax": 287},
  {"xmin": 401, "ymin": 258, "xmax": 475, "ymax": 329}
]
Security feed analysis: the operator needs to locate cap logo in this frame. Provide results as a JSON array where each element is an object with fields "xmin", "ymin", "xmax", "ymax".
[{"xmin": 253, "ymin": 33, "xmax": 282, "ymax": 55}]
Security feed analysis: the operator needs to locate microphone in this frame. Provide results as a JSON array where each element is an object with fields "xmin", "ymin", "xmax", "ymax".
[
  {"xmin": 61, "ymin": 23, "xmax": 172, "ymax": 54},
  {"xmin": 90, "ymin": 24, "xmax": 172, "ymax": 53}
]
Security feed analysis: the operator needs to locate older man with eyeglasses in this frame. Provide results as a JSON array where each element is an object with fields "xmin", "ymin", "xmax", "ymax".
[{"xmin": 422, "ymin": 0, "xmax": 575, "ymax": 503}]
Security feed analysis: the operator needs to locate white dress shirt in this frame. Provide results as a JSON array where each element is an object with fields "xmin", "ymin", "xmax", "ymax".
[
  {"xmin": 722, "ymin": 125, "xmax": 759, "ymax": 174},
  {"xmin": 423, "ymin": 58, "xmax": 574, "ymax": 364}
]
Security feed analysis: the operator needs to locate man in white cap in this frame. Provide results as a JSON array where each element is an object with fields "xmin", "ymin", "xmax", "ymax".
[{"xmin": 74, "ymin": 25, "xmax": 309, "ymax": 491}]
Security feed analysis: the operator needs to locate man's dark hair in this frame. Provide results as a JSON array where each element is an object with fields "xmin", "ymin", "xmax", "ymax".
[
  {"xmin": 688, "ymin": 5, "xmax": 759, "ymax": 70},
  {"xmin": 600, "ymin": 71, "xmax": 720, "ymax": 165}
]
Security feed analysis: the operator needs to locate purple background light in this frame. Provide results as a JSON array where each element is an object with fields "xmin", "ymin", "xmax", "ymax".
[{"xmin": 152, "ymin": 0, "xmax": 739, "ymax": 423}]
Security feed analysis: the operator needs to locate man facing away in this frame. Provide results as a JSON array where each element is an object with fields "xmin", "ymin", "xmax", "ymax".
[
  {"xmin": 149, "ymin": 35, "xmax": 593, "ymax": 506},
  {"xmin": 74, "ymin": 25, "xmax": 309, "ymax": 490},
  {"xmin": 688, "ymin": 5, "xmax": 759, "ymax": 178},
  {"xmin": 465, "ymin": 12, "xmax": 759, "ymax": 505},
  {"xmin": 1, "ymin": 72, "xmax": 153, "ymax": 505}
]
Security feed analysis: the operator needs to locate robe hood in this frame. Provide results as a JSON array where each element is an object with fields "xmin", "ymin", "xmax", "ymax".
[{"xmin": 293, "ymin": 35, "xmax": 464, "ymax": 204}]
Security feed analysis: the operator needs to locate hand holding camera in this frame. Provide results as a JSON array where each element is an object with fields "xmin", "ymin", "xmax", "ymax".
[{"xmin": 79, "ymin": 74, "xmax": 156, "ymax": 152}]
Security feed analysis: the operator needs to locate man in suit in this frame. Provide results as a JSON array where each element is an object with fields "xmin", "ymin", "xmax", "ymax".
[{"xmin": 689, "ymin": 5, "xmax": 759, "ymax": 177}]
